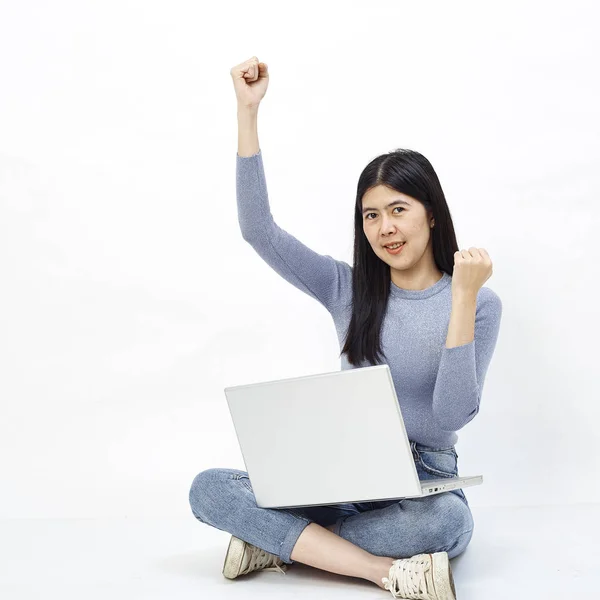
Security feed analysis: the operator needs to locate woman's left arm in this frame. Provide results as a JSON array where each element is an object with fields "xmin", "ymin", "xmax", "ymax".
[{"xmin": 432, "ymin": 248, "xmax": 503, "ymax": 430}]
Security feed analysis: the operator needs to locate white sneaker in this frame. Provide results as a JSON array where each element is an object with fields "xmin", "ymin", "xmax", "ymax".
[
  {"xmin": 222, "ymin": 535, "xmax": 288, "ymax": 580},
  {"xmin": 381, "ymin": 551, "xmax": 456, "ymax": 599}
]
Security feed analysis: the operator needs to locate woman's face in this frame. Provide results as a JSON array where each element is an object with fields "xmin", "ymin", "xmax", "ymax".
[{"xmin": 361, "ymin": 185, "xmax": 434, "ymax": 269}]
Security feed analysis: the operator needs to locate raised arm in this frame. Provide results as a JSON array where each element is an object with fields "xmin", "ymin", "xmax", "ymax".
[{"xmin": 232, "ymin": 57, "xmax": 351, "ymax": 313}]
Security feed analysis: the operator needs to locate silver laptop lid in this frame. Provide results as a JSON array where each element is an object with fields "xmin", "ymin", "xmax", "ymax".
[{"xmin": 224, "ymin": 364, "xmax": 423, "ymax": 508}]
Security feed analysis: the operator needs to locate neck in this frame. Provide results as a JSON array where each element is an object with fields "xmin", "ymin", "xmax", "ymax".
[{"xmin": 390, "ymin": 268, "xmax": 444, "ymax": 291}]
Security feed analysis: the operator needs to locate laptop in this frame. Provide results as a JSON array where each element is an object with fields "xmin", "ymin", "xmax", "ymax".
[{"xmin": 224, "ymin": 364, "xmax": 482, "ymax": 509}]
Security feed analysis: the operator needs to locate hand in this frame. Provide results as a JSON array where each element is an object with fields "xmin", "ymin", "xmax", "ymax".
[
  {"xmin": 451, "ymin": 247, "xmax": 493, "ymax": 296},
  {"xmin": 230, "ymin": 56, "xmax": 270, "ymax": 109}
]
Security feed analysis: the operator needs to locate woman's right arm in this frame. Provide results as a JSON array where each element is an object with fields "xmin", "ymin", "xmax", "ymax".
[{"xmin": 232, "ymin": 58, "xmax": 351, "ymax": 313}]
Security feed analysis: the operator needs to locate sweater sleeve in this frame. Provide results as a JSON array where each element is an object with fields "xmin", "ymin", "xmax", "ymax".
[
  {"xmin": 431, "ymin": 287, "xmax": 503, "ymax": 431},
  {"xmin": 236, "ymin": 149, "xmax": 351, "ymax": 313}
]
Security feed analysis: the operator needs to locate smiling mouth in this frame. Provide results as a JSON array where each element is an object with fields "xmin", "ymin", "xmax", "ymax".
[{"xmin": 383, "ymin": 243, "xmax": 406, "ymax": 256}]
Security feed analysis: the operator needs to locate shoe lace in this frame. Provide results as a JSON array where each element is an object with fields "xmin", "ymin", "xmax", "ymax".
[
  {"xmin": 381, "ymin": 554, "xmax": 433, "ymax": 599},
  {"xmin": 249, "ymin": 546, "xmax": 287, "ymax": 575}
]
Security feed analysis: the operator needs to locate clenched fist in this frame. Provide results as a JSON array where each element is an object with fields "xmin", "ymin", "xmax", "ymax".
[
  {"xmin": 451, "ymin": 248, "xmax": 493, "ymax": 296},
  {"xmin": 230, "ymin": 56, "xmax": 270, "ymax": 109}
]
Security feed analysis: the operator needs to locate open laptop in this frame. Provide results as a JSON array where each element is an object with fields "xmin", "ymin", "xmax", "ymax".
[{"xmin": 224, "ymin": 364, "xmax": 482, "ymax": 509}]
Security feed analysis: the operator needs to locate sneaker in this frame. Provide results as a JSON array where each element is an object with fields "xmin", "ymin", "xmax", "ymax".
[
  {"xmin": 222, "ymin": 535, "xmax": 288, "ymax": 580},
  {"xmin": 381, "ymin": 551, "xmax": 456, "ymax": 599}
]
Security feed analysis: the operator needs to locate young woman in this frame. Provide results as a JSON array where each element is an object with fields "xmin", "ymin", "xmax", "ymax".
[{"xmin": 188, "ymin": 56, "xmax": 502, "ymax": 599}]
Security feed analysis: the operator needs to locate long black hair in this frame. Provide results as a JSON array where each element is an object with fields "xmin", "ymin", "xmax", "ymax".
[{"xmin": 340, "ymin": 148, "xmax": 459, "ymax": 367}]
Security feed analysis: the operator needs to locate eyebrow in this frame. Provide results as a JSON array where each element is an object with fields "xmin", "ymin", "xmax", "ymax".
[{"xmin": 362, "ymin": 199, "xmax": 411, "ymax": 215}]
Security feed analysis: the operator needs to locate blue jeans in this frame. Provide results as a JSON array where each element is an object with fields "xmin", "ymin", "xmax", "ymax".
[{"xmin": 189, "ymin": 441, "xmax": 475, "ymax": 564}]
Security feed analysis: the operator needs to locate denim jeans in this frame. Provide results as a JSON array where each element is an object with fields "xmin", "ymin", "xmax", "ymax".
[{"xmin": 189, "ymin": 441, "xmax": 475, "ymax": 564}]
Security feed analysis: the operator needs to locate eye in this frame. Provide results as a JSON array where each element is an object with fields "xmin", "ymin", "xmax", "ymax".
[{"xmin": 365, "ymin": 207, "xmax": 404, "ymax": 220}]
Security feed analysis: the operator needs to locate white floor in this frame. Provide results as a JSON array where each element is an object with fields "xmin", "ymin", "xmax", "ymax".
[{"xmin": 1, "ymin": 503, "xmax": 598, "ymax": 599}]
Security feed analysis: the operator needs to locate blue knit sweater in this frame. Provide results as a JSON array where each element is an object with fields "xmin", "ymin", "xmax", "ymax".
[{"xmin": 236, "ymin": 149, "xmax": 502, "ymax": 448}]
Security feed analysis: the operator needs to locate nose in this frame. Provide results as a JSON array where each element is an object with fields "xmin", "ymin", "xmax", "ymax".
[{"xmin": 381, "ymin": 220, "xmax": 397, "ymax": 235}]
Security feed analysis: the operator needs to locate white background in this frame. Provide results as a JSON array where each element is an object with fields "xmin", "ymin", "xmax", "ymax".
[{"xmin": 1, "ymin": 0, "xmax": 598, "ymax": 519}]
